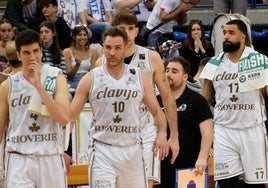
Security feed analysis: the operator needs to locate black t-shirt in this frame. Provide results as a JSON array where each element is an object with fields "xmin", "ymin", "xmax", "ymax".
[{"xmin": 157, "ymin": 86, "xmax": 213, "ymax": 168}]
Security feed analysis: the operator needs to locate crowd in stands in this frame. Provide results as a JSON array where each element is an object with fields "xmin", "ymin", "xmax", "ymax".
[{"xmin": 1, "ymin": 0, "xmax": 268, "ymax": 188}]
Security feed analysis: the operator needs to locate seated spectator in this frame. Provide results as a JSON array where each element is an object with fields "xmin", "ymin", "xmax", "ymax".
[
  {"xmin": 155, "ymin": 32, "xmax": 180, "ymax": 62},
  {"xmin": 39, "ymin": 21, "xmax": 67, "ymax": 78},
  {"xmin": 214, "ymin": 0, "xmax": 247, "ymax": 16},
  {"xmin": 0, "ymin": 56, "xmax": 8, "ymax": 73},
  {"xmin": 78, "ymin": 0, "xmax": 111, "ymax": 44},
  {"xmin": 41, "ymin": 0, "xmax": 71, "ymax": 50},
  {"xmin": 2, "ymin": 0, "xmax": 45, "ymax": 31},
  {"xmin": 112, "ymin": 0, "xmax": 157, "ymax": 30},
  {"xmin": 179, "ymin": 19, "xmax": 214, "ymax": 77},
  {"xmin": 146, "ymin": 0, "xmax": 199, "ymax": 47},
  {"xmin": 63, "ymin": 25, "xmax": 99, "ymax": 96},
  {"xmin": 57, "ymin": 0, "xmax": 79, "ymax": 30},
  {"xmin": 0, "ymin": 19, "xmax": 15, "ymax": 57}
]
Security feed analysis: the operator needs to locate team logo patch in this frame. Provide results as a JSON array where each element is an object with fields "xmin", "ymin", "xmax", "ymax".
[{"xmin": 239, "ymin": 75, "xmax": 246, "ymax": 83}]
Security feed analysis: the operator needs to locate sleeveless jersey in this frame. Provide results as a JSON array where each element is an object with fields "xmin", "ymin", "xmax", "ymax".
[
  {"xmin": 128, "ymin": 45, "xmax": 155, "ymax": 128},
  {"xmin": 89, "ymin": 65, "xmax": 144, "ymax": 146},
  {"xmin": 213, "ymin": 55, "xmax": 266, "ymax": 129},
  {"xmin": 7, "ymin": 71, "xmax": 64, "ymax": 155}
]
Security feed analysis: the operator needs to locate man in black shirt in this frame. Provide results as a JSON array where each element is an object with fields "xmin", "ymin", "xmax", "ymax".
[{"xmin": 156, "ymin": 56, "xmax": 213, "ymax": 188}]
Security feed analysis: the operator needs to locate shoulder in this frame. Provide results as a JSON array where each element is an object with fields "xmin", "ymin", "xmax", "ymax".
[
  {"xmin": 187, "ymin": 88, "xmax": 210, "ymax": 105},
  {"xmin": 63, "ymin": 48, "xmax": 72, "ymax": 55}
]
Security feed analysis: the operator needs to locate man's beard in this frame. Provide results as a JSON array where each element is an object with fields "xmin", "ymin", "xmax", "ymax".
[{"xmin": 223, "ymin": 41, "xmax": 240, "ymax": 52}]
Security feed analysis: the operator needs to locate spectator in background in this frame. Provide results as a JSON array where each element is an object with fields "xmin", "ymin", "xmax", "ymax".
[
  {"xmin": 63, "ymin": 25, "xmax": 99, "ymax": 96},
  {"xmin": 112, "ymin": 0, "xmax": 157, "ymax": 30},
  {"xmin": 214, "ymin": 0, "xmax": 247, "ymax": 16},
  {"xmin": 155, "ymin": 32, "xmax": 181, "ymax": 62},
  {"xmin": 0, "ymin": 56, "xmax": 8, "ymax": 73},
  {"xmin": 57, "ymin": 0, "xmax": 79, "ymax": 30},
  {"xmin": 2, "ymin": 0, "xmax": 45, "ymax": 31},
  {"xmin": 39, "ymin": 21, "xmax": 67, "ymax": 77},
  {"xmin": 0, "ymin": 19, "xmax": 15, "ymax": 57},
  {"xmin": 156, "ymin": 56, "xmax": 213, "ymax": 188},
  {"xmin": 41, "ymin": 0, "xmax": 71, "ymax": 50},
  {"xmin": 146, "ymin": 0, "xmax": 199, "ymax": 48},
  {"xmin": 179, "ymin": 19, "xmax": 214, "ymax": 77},
  {"xmin": 78, "ymin": 0, "xmax": 112, "ymax": 44}
]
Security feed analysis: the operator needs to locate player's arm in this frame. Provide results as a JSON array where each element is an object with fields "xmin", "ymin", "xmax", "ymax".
[
  {"xmin": 36, "ymin": 73, "xmax": 70, "ymax": 126},
  {"xmin": 159, "ymin": 2, "xmax": 193, "ymax": 23},
  {"xmin": 141, "ymin": 71, "xmax": 169, "ymax": 160},
  {"xmin": 95, "ymin": 56, "xmax": 104, "ymax": 67},
  {"xmin": 201, "ymin": 79, "xmax": 215, "ymax": 104},
  {"xmin": 195, "ymin": 118, "xmax": 213, "ymax": 175},
  {"xmin": 150, "ymin": 50, "xmax": 179, "ymax": 164},
  {"xmin": 0, "ymin": 80, "xmax": 9, "ymax": 142},
  {"xmin": 70, "ymin": 72, "xmax": 92, "ymax": 121}
]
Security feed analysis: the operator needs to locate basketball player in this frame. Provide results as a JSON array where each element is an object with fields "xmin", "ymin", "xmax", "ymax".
[
  {"xmin": 70, "ymin": 27, "xmax": 168, "ymax": 188},
  {"xmin": 0, "ymin": 29, "xmax": 70, "ymax": 187},
  {"xmin": 95, "ymin": 9, "xmax": 179, "ymax": 187},
  {"xmin": 201, "ymin": 19, "xmax": 268, "ymax": 188}
]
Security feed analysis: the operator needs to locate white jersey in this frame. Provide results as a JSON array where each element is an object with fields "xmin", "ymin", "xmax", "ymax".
[
  {"xmin": 128, "ymin": 45, "xmax": 155, "ymax": 129},
  {"xmin": 213, "ymin": 55, "xmax": 266, "ymax": 129},
  {"xmin": 7, "ymin": 71, "xmax": 64, "ymax": 155},
  {"xmin": 89, "ymin": 65, "xmax": 144, "ymax": 146},
  {"xmin": 146, "ymin": 0, "xmax": 180, "ymax": 33}
]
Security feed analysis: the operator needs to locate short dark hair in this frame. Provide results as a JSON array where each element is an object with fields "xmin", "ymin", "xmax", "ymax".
[
  {"xmin": 167, "ymin": 56, "xmax": 191, "ymax": 75},
  {"xmin": 15, "ymin": 29, "xmax": 41, "ymax": 52},
  {"xmin": 41, "ymin": 0, "xmax": 58, "ymax": 8},
  {"xmin": 225, "ymin": 19, "xmax": 250, "ymax": 46},
  {"xmin": 103, "ymin": 27, "xmax": 128, "ymax": 44},
  {"xmin": 112, "ymin": 9, "xmax": 138, "ymax": 27}
]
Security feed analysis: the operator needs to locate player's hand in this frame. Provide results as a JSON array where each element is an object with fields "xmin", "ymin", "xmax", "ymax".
[
  {"xmin": 194, "ymin": 157, "xmax": 207, "ymax": 176},
  {"xmin": 63, "ymin": 152, "xmax": 73, "ymax": 174},
  {"xmin": 153, "ymin": 131, "xmax": 169, "ymax": 160},
  {"xmin": 168, "ymin": 136, "xmax": 179, "ymax": 164},
  {"xmin": 26, "ymin": 61, "xmax": 41, "ymax": 87}
]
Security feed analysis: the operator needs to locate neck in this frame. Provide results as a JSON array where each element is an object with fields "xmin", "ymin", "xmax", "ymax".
[
  {"xmin": 226, "ymin": 46, "xmax": 245, "ymax": 63},
  {"xmin": 124, "ymin": 43, "xmax": 136, "ymax": 58},
  {"xmin": 43, "ymin": 41, "xmax": 53, "ymax": 49},
  {"xmin": 73, "ymin": 44, "xmax": 87, "ymax": 52},
  {"xmin": 0, "ymin": 40, "xmax": 7, "ymax": 48},
  {"xmin": 105, "ymin": 62, "xmax": 125, "ymax": 80},
  {"xmin": 171, "ymin": 83, "xmax": 186, "ymax": 100},
  {"xmin": 46, "ymin": 15, "xmax": 57, "ymax": 24}
]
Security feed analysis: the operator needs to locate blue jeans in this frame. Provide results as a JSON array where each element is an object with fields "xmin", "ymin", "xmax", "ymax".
[
  {"xmin": 88, "ymin": 22, "xmax": 111, "ymax": 44},
  {"xmin": 147, "ymin": 31, "xmax": 162, "ymax": 49}
]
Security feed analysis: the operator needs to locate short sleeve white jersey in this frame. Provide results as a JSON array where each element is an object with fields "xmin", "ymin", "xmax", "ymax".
[
  {"xmin": 89, "ymin": 65, "xmax": 144, "ymax": 146},
  {"xmin": 213, "ymin": 55, "xmax": 267, "ymax": 129},
  {"xmin": 7, "ymin": 71, "xmax": 64, "ymax": 155}
]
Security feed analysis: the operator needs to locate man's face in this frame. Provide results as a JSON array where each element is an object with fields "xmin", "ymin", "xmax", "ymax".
[
  {"xmin": 166, "ymin": 62, "xmax": 187, "ymax": 89},
  {"xmin": 17, "ymin": 43, "xmax": 42, "ymax": 68},
  {"xmin": 222, "ymin": 24, "xmax": 245, "ymax": 52},
  {"xmin": 42, "ymin": 4, "xmax": 57, "ymax": 17},
  {"xmin": 115, "ymin": 23, "xmax": 139, "ymax": 46},
  {"xmin": 103, "ymin": 36, "xmax": 126, "ymax": 67}
]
